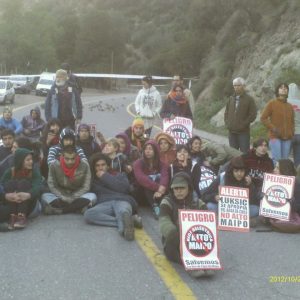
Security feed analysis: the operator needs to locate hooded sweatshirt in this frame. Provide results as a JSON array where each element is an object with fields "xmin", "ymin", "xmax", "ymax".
[
  {"xmin": 133, "ymin": 140, "xmax": 169, "ymax": 192},
  {"xmin": 21, "ymin": 106, "xmax": 46, "ymax": 138},
  {"xmin": 135, "ymin": 86, "xmax": 162, "ymax": 118},
  {"xmin": 155, "ymin": 132, "xmax": 176, "ymax": 166},
  {"xmin": 48, "ymin": 128, "xmax": 87, "ymax": 165}
]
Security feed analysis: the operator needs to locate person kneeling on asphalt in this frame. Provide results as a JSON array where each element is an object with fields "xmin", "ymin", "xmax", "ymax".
[
  {"xmin": 84, "ymin": 153, "xmax": 138, "ymax": 241},
  {"xmin": 159, "ymin": 172, "xmax": 214, "ymax": 278},
  {"xmin": 41, "ymin": 145, "xmax": 96, "ymax": 215}
]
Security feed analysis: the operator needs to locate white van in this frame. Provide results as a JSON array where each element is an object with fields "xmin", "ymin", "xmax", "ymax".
[
  {"xmin": 35, "ymin": 72, "xmax": 55, "ymax": 96},
  {"xmin": 0, "ymin": 80, "xmax": 15, "ymax": 104}
]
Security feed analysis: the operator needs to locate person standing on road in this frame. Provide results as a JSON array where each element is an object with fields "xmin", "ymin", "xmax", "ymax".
[
  {"xmin": 45, "ymin": 69, "xmax": 82, "ymax": 130},
  {"xmin": 170, "ymin": 75, "xmax": 195, "ymax": 114},
  {"xmin": 84, "ymin": 153, "xmax": 138, "ymax": 241},
  {"xmin": 135, "ymin": 76, "xmax": 162, "ymax": 137},
  {"xmin": 159, "ymin": 172, "xmax": 214, "ymax": 278},
  {"xmin": 224, "ymin": 77, "xmax": 257, "ymax": 153},
  {"xmin": 61, "ymin": 62, "xmax": 83, "ymax": 95},
  {"xmin": 41, "ymin": 145, "xmax": 96, "ymax": 215},
  {"xmin": 261, "ymin": 83, "xmax": 294, "ymax": 163},
  {"xmin": 160, "ymin": 84, "xmax": 193, "ymax": 120}
]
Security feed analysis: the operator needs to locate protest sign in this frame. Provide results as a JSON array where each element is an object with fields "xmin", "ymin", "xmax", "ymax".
[
  {"xmin": 198, "ymin": 166, "xmax": 217, "ymax": 194},
  {"xmin": 179, "ymin": 210, "xmax": 222, "ymax": 270},
  {"xmin": 260, "ymin": 173, "xmax": 295, "ymax": 221},
  {"xmin": 88, "ymin": 124, "xmax": 97, "ymax": 139},
  {"xmin": 218, "ymin": 186, "xmax": 250, "ymax": 232},
  {"xmin": 163, "ymin": 117, "xmax": 193, "ymax": 144}
]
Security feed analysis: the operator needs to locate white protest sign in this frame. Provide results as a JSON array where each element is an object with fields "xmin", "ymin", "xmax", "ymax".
[
  {"xmin": 88, "ymin": 124, "xmax": 97, "ymax": 139},
  {"xmin": 198, "ymin": 166, "xmax": 217, "ymax": 193},
  {"xmin": 163, "ymin": 117, "xmax": 193, "ymax": 145},
  {"xmin": 179, "ymin": 210, "xmax": 222, "ymax": 270},
  {"xmin": 218, "ymin": 186, "xmax": 250, "ymax": 232},
  {"xmin": 259, "ymin": 173, "xmax": 295, "ymax": 221}
]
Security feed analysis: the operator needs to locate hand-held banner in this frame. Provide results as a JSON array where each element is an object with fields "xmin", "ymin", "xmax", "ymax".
[
  {"xmin": 179, "ymin": 210, "xmax": 222, "ymax": 270},
  {"xmin": 259, "ymin": 173, "xmax": 295, "ymax": 221},
  {"xmin": 163, "ymin": 117, "xmax": 193, "ymax": 145},
  {"xmin": 218, "ymin": 186, "xmax": 250, "ymax": 232}
]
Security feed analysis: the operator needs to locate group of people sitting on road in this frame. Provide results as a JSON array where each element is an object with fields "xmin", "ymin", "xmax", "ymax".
[{"xmin": 0, "ymin": 70, "xmax": 299, "ymax": 279}]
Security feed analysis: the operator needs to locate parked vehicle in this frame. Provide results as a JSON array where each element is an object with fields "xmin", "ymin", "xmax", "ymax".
[
  {"xmin": 9, "ymin": 75, "xmax": 32, "ymax": 94},
  {"xmin": 35, "ymin": 72, "xmax": 55, "ymax": 96},
  {"xmin": 0, "ymin": 80, "xmax": 15, "ymax": 104}
]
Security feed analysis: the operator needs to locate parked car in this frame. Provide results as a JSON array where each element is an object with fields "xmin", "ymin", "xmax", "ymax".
[
  {"xmin": 0, "ymin": 80, "xmax": 15, "ymax": 104},
  {"xmin": 35, "ymin": 72, "xmax": 55, "ymax": 96},
  {"xmin": 9, "ymin": 75, "xmax": 32, "ymax": 94}
]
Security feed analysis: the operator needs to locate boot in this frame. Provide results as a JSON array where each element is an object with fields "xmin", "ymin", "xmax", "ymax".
[
  {"xmin": 8, "ymin": 214, "xmax": 17, "ymax": 230},
  {"xmin": 14, "ymin": 213, "xmax": 27, "ymax": 229}
]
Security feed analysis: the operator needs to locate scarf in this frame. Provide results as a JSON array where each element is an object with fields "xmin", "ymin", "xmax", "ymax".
[
  {"xmin": 60, "ymin": 155, "xmax": 80, "ymax": 180},
  {"xmin": 169, "ymin": 91, "xmax": 187, "ymax": 104},
  {"xmin": 12, "ymin": 167, "xmax": 32, "ymax": 179}
]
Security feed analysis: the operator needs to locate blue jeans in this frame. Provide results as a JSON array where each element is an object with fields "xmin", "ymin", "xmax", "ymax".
[
  {"xmin": 228, "ymin": 132, "xmax": 250, "ymax": 153},
  {"xmin": 269, "ymin": 138, "xmax": 291, "ymax": 163},
  {"xmin": 41, "ymin": 192, "xmax": 97, "ymax": 206},
  {"xmin": 207, "ymin": 202, "xmax": 260, "ymax": 217},
  {"xmin": 292, "ymin": 134, "xmax": 300, "ymax": 167},
  {"xmin": 84, "ymin": 200, "xmax": 132, "ymax": 233}
]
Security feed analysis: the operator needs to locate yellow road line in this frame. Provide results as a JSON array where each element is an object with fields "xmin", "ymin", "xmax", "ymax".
[{"xmin": 135, "ymin": 230, "xmax": 196, "ymax": 300}]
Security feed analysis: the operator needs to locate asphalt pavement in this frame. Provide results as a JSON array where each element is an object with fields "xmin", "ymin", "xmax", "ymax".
[{"xmin": 0, "ymin": 91, "xmax": 299, "ymax": 300}]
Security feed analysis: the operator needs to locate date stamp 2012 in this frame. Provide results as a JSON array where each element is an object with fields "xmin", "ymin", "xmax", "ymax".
[{"xmin": 269, "ymin": 276, "xmax": 300, "ymax": 283}]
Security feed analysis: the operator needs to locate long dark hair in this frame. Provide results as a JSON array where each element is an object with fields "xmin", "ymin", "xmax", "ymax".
[
  {"xmin": 225, "ymin": 157, "xmax": 248, "ymax": 187},
  {"xmin": 142, "ymin": 141, "xmax": 161, "ymax": 172},
  {"xmin": 275, "ymin": 82, "xmax": 289, "ymax": 97}
]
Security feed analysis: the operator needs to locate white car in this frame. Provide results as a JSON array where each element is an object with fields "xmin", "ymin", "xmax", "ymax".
[{"xmin": 0, "ymin": 80, "xmax": 15, "ymax": 104}]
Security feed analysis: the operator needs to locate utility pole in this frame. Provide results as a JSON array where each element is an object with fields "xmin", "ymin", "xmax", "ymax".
[{"xmin": 110, "ymin": 51, "xmax": 114, "ymax": 90}]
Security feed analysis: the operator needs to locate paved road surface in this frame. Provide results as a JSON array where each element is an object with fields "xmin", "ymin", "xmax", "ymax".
[{"xmin": 0, "ymin": 91, "xmax": 299, "ymax": 300}]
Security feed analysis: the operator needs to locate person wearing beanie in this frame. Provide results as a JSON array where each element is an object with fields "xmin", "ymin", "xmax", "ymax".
[
  {"xmin": 45, "ymin": 69, "xmax": 83, "ymax": 130},
  {"xmin": 202, "ymin": 156, "xmax": 261, "ymax": 220},
  {"xmin": 159, "ymin": 172, "xmax": 213, "ymax": 278},
  {"xmin": 0, "ymin": 106, "xmax": 23, "ymax": 135},
  {"xmin": 0, "ymin": 148, "xmax": 43, "ymax": 230},
  {"xmin": 124, "ymin": 116, "xmax": 150, "ymax": 152},
  {"xmin": 135, "ymin": 75, "xmax": 162, "ymax": 137},
  {"xmin": 41, "ymin": 145, "xmax": 96, "ymax": 215},
  {"xmin": 76, "ymin": 123, "xmax": 101, "ymax": 159},
  {"xmin": 261, "ymin": 82, "xmax": 294, "ymax": 162},
  {"xmin": 21, "ymin": 106, "xmax": 46, "ymax": 142},
  {"xmin": 160, "ymin": 84, "xmax": 193, "ymax": 120},
  {"xmin": 155, "ymin": 132, "xmax": 176, "ymax": 166},
  {"xmin": 47, "ymin": 127, "xmax": 87, "ymax": 165},
  {"xmin": 133, "ymin": 140, "xmax": 169, "ymax": 219},
  {"xmin": 242, "ymin": 138, "xmax": 274, "ymax": 193}
]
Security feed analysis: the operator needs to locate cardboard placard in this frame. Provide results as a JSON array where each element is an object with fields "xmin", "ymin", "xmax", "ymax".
[
  {"xmin": 163, "ymin": 117, "xmax": 193, "ymax": 145},
  {"xmin": 179, "ymin": 210, "xmax": 222, "ymax": 270},
  {"xmin": 198, "ymin": 166, "xmax": 217, "ymax": 193},
  {"xmin": 218, "ymin": 186, "xmax": 250, "ymax": 232},
  {"xmin": 259, "ymin": 173, "xmax": 295, "ymax": 221}
]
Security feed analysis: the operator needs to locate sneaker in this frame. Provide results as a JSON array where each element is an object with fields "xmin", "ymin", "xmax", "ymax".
[
  {"xmin": 14, "ymin": 214, "xmax": 27, "ymax": 229},
  {"xmin": 0, "ymin": 222, "xmax": 9, "ymax": 232},
  {"xmin": 152, "ymin": 204, "xmax": 160, "ymax": 220},
  {"xmin": 132, "ymin": 214, "xmax": 143, "ymax": 229},
  {"xmin": 187, "ymin": 270, "xmax": 206, "ymax": 278},
  {"xmin": 43, "ymin": 204, "xmax": 63, "ymax": 215},
  {"xmin": 122, "ymin": 212, "xmax": 134, "ymax": 241},
  {"xmin": 8, "ymin": 214, "xmax": 17, "ymax": 230}
]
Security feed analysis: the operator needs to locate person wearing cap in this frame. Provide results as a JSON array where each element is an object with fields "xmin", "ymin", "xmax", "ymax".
[
  {"xmin": 0, "ymin": 106, "xmax": 23, "ymax": 135},
  {"xmin": 224, "ymin": 77, "xmax": 257, "ymax": 153},
  {"xmin": 154, "ymin": 132, "xmax": 176, "ymax": 166},
  {"xmin": 124, "ymin": 116, "xmax": 150, "ymax": 152},
  {"xmin": 61, "ymin": 62, "xmax": 82, "ymax": 95},
  {"xmin": 160, "ymin": 84, "xmax": 193, "ymax": 120},
  {"xmin": 170, "ymin": 75, "xmax": 195, "ymax": 114},
  {"xmin": 202, "ymin": 156, "xmax": 261, "ymax": 221},
  {"xmin": 134, "ymin": 76, "xmax": 162, "ymax": 137},
  {"xmin": 21, "ymin": 106, "xmax": 46, "ymax": 142},
  {"xmin": 0, "ymin": 148, "xmax": 43, "ymax": 230},
  {"xmin": 41, "ymin": 145, "xmax": 96, "ymax": 215},
  {"xmin": 159, "ymin": 172, "xmax": 213, "ymax": 278},
  {"xmin": 76, "ymin": 123, "xmax": 101, "ymax": 159},
  {"xmin": 45, "ymin": 69, "xmax": 83, "ymax": 130}
]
